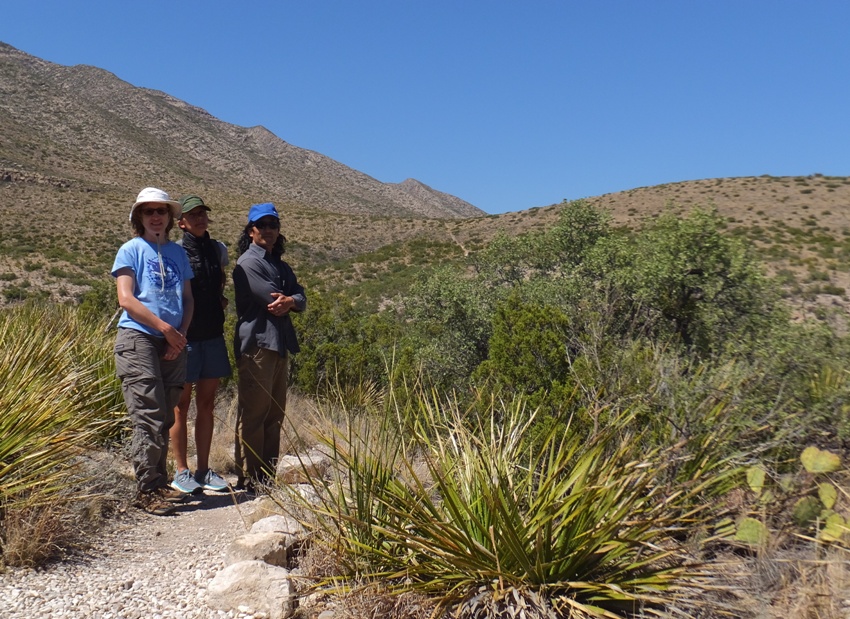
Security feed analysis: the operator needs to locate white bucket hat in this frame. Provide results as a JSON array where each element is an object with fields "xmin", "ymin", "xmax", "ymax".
[{"xmin": 129, "ymin": 187, "xmax": 181, "ymax": 221}]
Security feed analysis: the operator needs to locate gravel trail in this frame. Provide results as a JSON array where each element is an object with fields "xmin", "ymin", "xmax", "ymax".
[{"xmin": 0, "ymin": 489, "xmax": 261, "ymax": 619}]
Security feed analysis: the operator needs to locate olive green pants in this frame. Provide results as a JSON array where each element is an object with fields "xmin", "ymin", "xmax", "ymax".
[{"xmin": 235, "ymin": 347, "xmax": 289, "ymax": 487}]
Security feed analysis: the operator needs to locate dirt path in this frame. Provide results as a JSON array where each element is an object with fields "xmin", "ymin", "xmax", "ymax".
[
  {"xmin": 1, "ymin": 482, "xmax": 260, "ymax": 619},
  {"xmin": 444, "ymin": 222, "xmax": 469, "ymax": 256}
]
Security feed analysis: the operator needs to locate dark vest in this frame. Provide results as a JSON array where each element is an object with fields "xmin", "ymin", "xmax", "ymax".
[{"xmin": 181, "ymin": 231, "xmax": 225, "ymax": 341}]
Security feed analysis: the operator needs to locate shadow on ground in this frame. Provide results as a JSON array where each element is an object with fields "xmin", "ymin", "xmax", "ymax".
[{"xmin": 179, "ymin": 490, "xmax": 254, "ymax": 512}]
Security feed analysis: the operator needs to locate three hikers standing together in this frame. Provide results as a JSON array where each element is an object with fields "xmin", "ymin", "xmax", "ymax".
[{"xmin": 112, "ymin": 187, "xmax": 305, "ymax": 515}]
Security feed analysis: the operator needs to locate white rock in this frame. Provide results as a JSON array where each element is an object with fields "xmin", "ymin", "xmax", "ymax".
[
  {"xmin": 276, "ymin": 453, "xmax": 330, "ymax": 484},
  {"xmin": 207, "ymin": 561, "xmax": 295, "ymax": 619},
  {"xmin": 249, "ymin": 515, "xmax": 304, "ymax": 537},
  {"xmin": 225, "ymin": 532, "xmax": 289, "ymax": 567}
]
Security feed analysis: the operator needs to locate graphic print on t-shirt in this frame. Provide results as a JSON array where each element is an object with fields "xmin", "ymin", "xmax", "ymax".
[{"xmin": 146, "ymin": 254, "xmax": 182, "ymax": 291}]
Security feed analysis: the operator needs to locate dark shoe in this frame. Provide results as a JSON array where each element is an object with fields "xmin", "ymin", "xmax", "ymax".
[{"xmin": 235, "ymin": 479, "xmax": 261, "ymax": 497}]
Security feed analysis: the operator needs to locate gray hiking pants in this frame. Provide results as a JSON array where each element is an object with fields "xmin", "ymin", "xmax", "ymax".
[{"xmin": 115, "ymin": 328, "xmax": 187, "ymax": 492}]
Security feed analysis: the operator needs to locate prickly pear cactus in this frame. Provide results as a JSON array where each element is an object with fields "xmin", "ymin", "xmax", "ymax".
[
  {"xmin": 792, "ymin": 496, "xmax": 822, "ymax": 526},
  {"xmin": 746, "ymin": 466, "xmax": 766, "ymax": 496},
  {"xmin": 820, "ymin": 513, "xmax": 848, "ymax": 542},
  {"xmin": 800, "ymin": 447, "xmax": 841, "ymax": 474},
  {"xmin": 818, "ymin": 482, "xmax": 838, "ymax": 510},
  {"xmin": 734, "ymin": 517, "xmax": 769, "ymax": 546}
]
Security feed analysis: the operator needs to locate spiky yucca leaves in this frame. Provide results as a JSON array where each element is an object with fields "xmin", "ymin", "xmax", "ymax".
[
  {"xmin": 289, "ymin": 399, "xmax": 414, "ymax": 577},
  {"xmin": 290, "ymin": 388, "xmax": 733, "ymax": 618},
  {"xmin": 0, "ymin": 304, "xmax": 124, "ymax": 509}
]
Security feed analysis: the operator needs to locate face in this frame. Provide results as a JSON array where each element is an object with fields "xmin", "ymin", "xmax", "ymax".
[
  {"xmin": 249, "ymin": 216, "xmax": 280, "ymax": 252},
  {"xmin": 179, "ymin": 207, "xmax": 210, "ymax": 237},
  {"xmin": 138, "ymin": 202, "xmax": 172, "ymax": 237}
]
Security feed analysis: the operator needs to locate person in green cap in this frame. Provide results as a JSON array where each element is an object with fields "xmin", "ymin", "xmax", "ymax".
[{"xmin": 169, "ymin": 194, "xmax": 232, "ymax": 495}]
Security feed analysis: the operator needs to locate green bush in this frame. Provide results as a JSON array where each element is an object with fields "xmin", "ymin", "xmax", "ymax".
[{"xmin": 0, "ymin": 304, "xmax": 124, "ymax": 510}]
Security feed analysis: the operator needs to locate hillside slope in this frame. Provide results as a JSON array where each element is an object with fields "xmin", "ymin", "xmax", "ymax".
[
  {"xmin": 0, "ymin": 42, "xmax": 848, "ymax": 327},
  {"xmin": 0, "ymin": 41, "xmax": 482, "ymax": 220}
]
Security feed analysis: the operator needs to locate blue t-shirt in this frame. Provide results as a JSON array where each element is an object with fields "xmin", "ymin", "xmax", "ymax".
[{"xmin": 111, "ymin": 237, "xmax": 194, "ymax": 337}]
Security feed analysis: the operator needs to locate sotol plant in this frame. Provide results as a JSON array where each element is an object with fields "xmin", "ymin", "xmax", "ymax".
[
  {"xmin": 286, "ymin": 386, "xmax": 735, "ymax": 618},
  {"xmin": 0, "ymin": 303, "xmax": 124, "ymax": 565}
]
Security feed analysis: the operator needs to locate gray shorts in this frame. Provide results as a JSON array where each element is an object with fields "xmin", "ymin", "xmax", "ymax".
[{"xmin": 185, "ymin": 335, "xmax": 232, "ymax": 383}]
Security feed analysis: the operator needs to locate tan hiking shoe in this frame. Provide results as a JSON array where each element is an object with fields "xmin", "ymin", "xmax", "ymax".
[
  {"xmin": 155, "ymin": 486, "xmax": 189, "ymax": 504},
  {"xmin": 133, "ymin": 491, "xmax": 176, "ymax": 516}
]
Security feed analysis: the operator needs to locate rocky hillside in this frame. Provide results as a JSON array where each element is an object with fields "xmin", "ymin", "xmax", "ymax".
[
  {"xmin": 0, "ymin": 41, "xmax": 482, "ymax": 220},
  {"xmin": 1, "ymin": 41, "xmax": 848, "ymax": 327}
]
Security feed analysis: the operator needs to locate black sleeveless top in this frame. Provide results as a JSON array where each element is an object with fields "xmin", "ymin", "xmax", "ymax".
[{"xmin": 180, "ymin": 231, "xmax": 225, "ymax": 341}]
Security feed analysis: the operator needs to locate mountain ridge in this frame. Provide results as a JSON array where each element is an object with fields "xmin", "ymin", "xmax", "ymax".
[{"xmin": 0, "ymin": 41, "xmax": 483, "ymax": 219}]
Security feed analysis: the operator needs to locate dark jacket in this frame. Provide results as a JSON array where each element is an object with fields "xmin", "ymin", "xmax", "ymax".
[
  {"xmin": 180, "ymin": 231, "xmax": 226, "ymax": 341},
  {"xmin": 232, "ymin": 242, "xmax": 306, "ymax": 358}
]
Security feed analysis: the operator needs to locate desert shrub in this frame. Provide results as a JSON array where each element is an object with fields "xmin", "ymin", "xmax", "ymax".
[
  {"xmin": 404, "ymin": 265, "xmax": 497, "ymax": 391},
  {"xmin": 292, "ymin": 290, "xmax": 410, "ymax": 396},
  {"xmin": 601, "ymin": 207, "xmax": 776, "ymax": 355},
  {"xmin": 288, "ymin": 387, "xmax": 736, "ymax": 618},
  {"xmin": 3, "ymin": 283, "xmax": 29, "ymax": 302},
  {"xmin": 0, "ymin": 303, "xmax": 124, "ymax": 565},
  {"xmin": 77, "ymin": 277, "xmax": 119, "ymax": 322}
]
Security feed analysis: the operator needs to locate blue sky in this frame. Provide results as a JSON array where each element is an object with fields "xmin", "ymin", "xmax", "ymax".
[{"xmin": 2, "ymin": 1, "xmax": 848, "ymax": 214}]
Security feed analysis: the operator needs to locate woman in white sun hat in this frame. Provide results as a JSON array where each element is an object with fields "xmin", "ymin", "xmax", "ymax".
[{"xmin": 111, "ymin": 187, "xmax": 195, "ymax": 516}]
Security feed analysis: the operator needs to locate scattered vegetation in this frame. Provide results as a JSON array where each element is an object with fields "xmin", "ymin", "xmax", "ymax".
[
  {"xmin": 286, "ymin": 387, "xmax": 737, "ymax": 618},
  {"xmin": 3, "ymin": 194, "xmax": 850, "ymax": 616}
]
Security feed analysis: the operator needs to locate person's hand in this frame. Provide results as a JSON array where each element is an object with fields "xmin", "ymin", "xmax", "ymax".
[
  {"xmin": 163, "ymin": 342, "xmax": 182, "ymax": 361},
  {"xmin": 162, "ymin": 325, "xmax": 187, "ymax": 353},
  {"xmin": 221, "ymin": 295, "xmax": 229, "ymax": 310},
  {"xmin": 268, "ymin": 292, "xmax": 294, "ymax": 317}
]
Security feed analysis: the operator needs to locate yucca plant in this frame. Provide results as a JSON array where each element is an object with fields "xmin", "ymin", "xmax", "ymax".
[
  {"xmin": 0, "ymin": 303, "xmax": 124, "ymax": 510},
  {"xmin": 278, "ymin": 377, "xmax": 412, "ymax": 578},
  {"xmin": 287, "ymin": 385, "xmax": 735, "ymax": 618}
]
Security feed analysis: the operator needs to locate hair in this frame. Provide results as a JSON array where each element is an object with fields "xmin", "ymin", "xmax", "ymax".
[
  {"xmin": 130, "ymin": 204, "xmax": 175, "ymax": 237},
  {"xmin": 237, "ymin": 222, "xmax": 286, "ymax": 257}
]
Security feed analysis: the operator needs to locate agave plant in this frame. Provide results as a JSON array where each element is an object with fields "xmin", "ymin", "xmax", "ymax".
[{"xmin": 287, "ymin": 385, "xmax": 733, "ymax": 618}]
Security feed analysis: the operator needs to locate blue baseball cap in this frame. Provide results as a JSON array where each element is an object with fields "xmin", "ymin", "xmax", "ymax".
[{"xmin": 247, "ymin": 202, "xmax": 279, "ymax": 223}]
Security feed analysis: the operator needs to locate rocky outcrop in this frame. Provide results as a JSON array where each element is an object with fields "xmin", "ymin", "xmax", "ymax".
[{"xmin": 210, "ymin": 509, "xmax": 310, "ymax": 619}]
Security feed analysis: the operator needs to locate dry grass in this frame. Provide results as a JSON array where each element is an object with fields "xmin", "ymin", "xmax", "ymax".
[
  {"xmin": 704, "ymin": 549, "xmax": 850, "ymax": 618},
  {"xmin": 1, "ymin": 450, "xmax": 134, "ymax": 568},
  {"xmin": 185, "ymin": 385, "xmax": 321, "ymax": 478}
]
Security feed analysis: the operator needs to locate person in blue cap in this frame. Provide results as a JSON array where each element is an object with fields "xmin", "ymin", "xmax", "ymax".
[{"xmin": 232, "ymin": 202, "xmax": 306, "ymax": 492}]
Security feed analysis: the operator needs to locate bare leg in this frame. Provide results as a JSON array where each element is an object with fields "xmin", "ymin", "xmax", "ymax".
[
  {"xmin": 170, "ymin": 383, "xmax": 193, "ymax": 472},
  {"xmin": 194, "ymin": 378, "xmax": 220, "ymax": 472}
]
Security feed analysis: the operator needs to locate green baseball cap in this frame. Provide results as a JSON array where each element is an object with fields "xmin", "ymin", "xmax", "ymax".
[{"xmin": 179, "ymin": 194, "xmax": 211, "ymax": 215}]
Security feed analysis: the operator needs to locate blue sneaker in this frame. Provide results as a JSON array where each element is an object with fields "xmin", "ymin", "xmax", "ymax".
[
  {"xmin": 195, "ymin": 469, "xmax": 230, "ymax": 492},
  {"xmin": 171, "ymin": 468, "xmax": 203, "ymax": 495}
]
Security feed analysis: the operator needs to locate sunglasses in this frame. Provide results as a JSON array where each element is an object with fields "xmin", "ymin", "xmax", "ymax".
[
  {"xmin": 142, "ymin": 207, "xmax": 170, "ymax": 217},
  {"xmin": 253, "ymin": 220, "xmax": 280, "ymax": 230}
]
